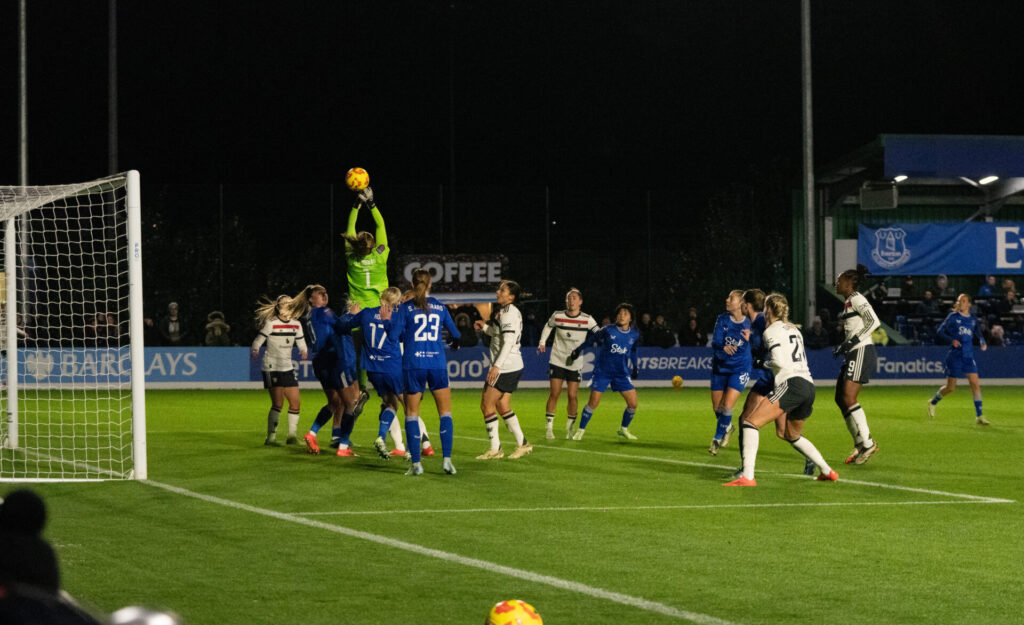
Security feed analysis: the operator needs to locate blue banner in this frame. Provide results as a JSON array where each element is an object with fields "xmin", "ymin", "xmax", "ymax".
[
  {"xmin": 858, "ymin": 223, "xmax": 1024, "ymax": 275},
  {"xmin": 8, "ymin": 346, "xmax": 1024, "ymax": 386}
]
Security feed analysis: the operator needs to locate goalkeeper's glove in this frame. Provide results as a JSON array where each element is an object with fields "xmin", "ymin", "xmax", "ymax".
[
  {"xmin": 358, "ymin": 186, "xmax": 374, "ymax": 205},
  {"xmin": 567, "ymin": 345, "xmax": 583, "ymax": 366},
  {"xmin": 631, "ymin": 366, "xmax": 639, "ymax": 380}
]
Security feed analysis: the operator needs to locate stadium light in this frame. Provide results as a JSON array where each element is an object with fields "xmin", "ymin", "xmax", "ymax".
[
  {"xmin": 893, "ymin": 175, "xmax": 908, "ymax": 183},
  {"xmin": 979, "ymin": 175, "xmax": 999, "ymax": 185}
]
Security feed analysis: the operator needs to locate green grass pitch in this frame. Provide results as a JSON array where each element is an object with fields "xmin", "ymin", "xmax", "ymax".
[{"xmin": 8, "ymin": 385, "xmax": 1023, "ymax": 625}]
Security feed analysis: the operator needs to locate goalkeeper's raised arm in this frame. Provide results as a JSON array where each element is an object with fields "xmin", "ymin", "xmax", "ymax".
[{"xmin": 342, "ymin": 185, "xmax": 390, "ymax": 309}]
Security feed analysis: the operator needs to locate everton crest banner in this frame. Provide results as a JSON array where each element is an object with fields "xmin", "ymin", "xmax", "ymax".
[{"xmin": 857, "ymin": 223, "xmax": 1024, "ymax": 275}]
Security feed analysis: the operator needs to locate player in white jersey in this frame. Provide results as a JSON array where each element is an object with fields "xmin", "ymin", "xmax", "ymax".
[
  {"xmin": 538, "ymin": 288, "xmax": 598, "ymax": 439},
  {"xmin": 725, "ymin": 293, "xmax": 837, "ymax": 486},
  {"xmin": 251, "ymin": 295, "xmax": 308, "ymax": 445},
  {"xmin": 834, "ymin": 265, "xmax": 881, "ymax": 465},
  {"xmin": 474, "ymin": 280, "xmax": 533, "ymax": 460}
]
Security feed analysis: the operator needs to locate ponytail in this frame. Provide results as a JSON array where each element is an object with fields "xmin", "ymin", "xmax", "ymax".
[
  {"xmin": 764, "ymin": 292, "xmax": 790, "ymax": 323},
  {"xmin": 412, "ymin": 269, "xmax": 431, "ymax": 312}
]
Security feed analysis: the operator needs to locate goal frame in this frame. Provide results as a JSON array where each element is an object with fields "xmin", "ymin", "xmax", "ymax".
[{"xmin": 2, "ymin": 170, "xmax": 147, "ymax": 480}]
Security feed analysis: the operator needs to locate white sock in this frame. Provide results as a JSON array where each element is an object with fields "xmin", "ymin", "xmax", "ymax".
[
  {"xmin": 418, "ymin": 416, "xmax": 431, "ymax": 448},
  {"xmin": 502, "ymin": 411, "xmax": 526, "ymax": 446},
  {"xmin": 267, "ymin": 408, "xmax": 281, "ymax": 437},
  {"xmin": 287, "ymin": 410, "xmax": 299, "ymax": 436},
  {"xmin": 848, "ymin": 404, "xmax": 873, "ymax": 448},
  {"xmin": 740, "ymin": 425, "xmax": 759, "ymax": 480},
  {"xmin": 567, "ymin": 414, "xmax": 577, "ymax": 429},
  {"xmin": 545, "ymin": 413, "xmax": 554, "ymax": 427},
  {"xmin": 485, "ymin": 416, "xmax": 501, "ymax": 451},
  {"xmin": 389, "ymin": 415, "xmax": 405, "ymax": 451},
  {"xmin": 843, "ymin": 413, "xmax": 861, "ymax": 446},
  {"xmin": 791, "ymin": 436, "xmax": 832, "ymax": 474}
]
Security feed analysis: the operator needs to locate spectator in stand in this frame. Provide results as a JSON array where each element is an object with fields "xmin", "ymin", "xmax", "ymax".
[
  {"xmin": 637, "ymin": 312, "xmax": 653, "ymax": 339},
  {"xmin": 600, "ymin": 315, "xmax": 612, "ymax": 327},
  {"xmin": 453, "ymin": 310, "xmax": 479, "ymax": 348},
  {"xmin": 989, "ymin": 324, "xmax": 1006, "ymax": 347},
  {"xmin": 934, "ymin": 274, "xmax": 955, "ymax": 298},
  {"xmin": 978, "ymin": 275, "xmax": 999, "ymax": 298},
  {"xmin": 915, "ymin": 290, "xmax": 941, "ymax": 318},
  {"xmin": 521, "ymin": 311, "xmax": 542, "ymax": 347},
  {"xmin": 995, "ymin": 289, "xmax": 1021, "ymax": 330},
  {"xmin": 803, "ymin": 316, "xmax": 829, "ymax": 350},
  {"xmin": 204, "ymin": 311, "xmax": 232, "ymax": 346},
  {"xmin": 158, "ymin": 302, "xmax": 187, "ymax": 346},
  {"xmin": 1002, "ymin": 278, "xmax": 1017, "ymax": 295},
  {"xmin": 649, "ymin": 314, "xmax": 676, "ymax": 348},
  {"xmin": 900, "ymin": 276, "xmax": 916, "ymax": 298},
  {"xmin": 678, "ymin": 318, "xmax": 705, "ymax": 346}
]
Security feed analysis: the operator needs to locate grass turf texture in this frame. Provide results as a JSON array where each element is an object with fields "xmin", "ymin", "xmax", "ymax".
[{"xmin": 7, "ymin": 386, "xmax": 1022, "ymax": 625}]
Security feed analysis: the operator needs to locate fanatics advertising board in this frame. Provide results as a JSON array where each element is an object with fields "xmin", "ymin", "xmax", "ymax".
[
  {"xmin": 8, "ymin": 345, "xmax": 1023, "ymax": 388},
  {"xmin": 858, "ymin": 222, "xmax": 1024, "ymax": 275}
]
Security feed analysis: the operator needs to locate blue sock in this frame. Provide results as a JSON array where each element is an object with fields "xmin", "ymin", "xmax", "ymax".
[
  {"xmin": 579, "ymin": 405, "xmax": 595, "ymax": 429},
  {"xmin": 715, "ymin": 409, "xmax": 733, "ymax": 440},
  {"xmin": 331, "ymin": 427, "xmax": 342, "ymax": 443},
  {"xmin": 310, "ymin": 406, "xmax": 332, "ymax": 434},
  {"xmin": 405, "ymin": 417, "xmax": 422, "ymax": 463},
  {"xmin": 974, "ymin": 399, "xmax": 983, "ymax": 417},
  {"xmin": 379, "ymin": 407, "xmax": 396, "ymax": 439},
  {"xmin": 621, "ymin": 407, "xmax": 636, "ymax": 429},
  {"xmin": 338, "ymin": 413, "xmax": 356, "ymax": 445},
  {"xmin": 439, "ymin": 414, "xmax": 453, "ymax": 459}
]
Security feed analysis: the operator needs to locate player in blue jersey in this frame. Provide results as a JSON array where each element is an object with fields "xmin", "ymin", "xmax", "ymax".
[
  {"xmin": 569, "ymin": 303, "xmax": 641, "ymax": 441},
  {"xmin": 290, "ymin": 284, "xmax": 362, "ymax": 457},
  {"xmin": 928, "ymin": 293, "xmax": 989, "ymax": 425},
  {"xmin": 335, "ymin": 286, "xmax": 410, "ymax": 460},
  {"xmin": 383, "ymin": 268, "xmax": 460, "ymax": 476},
  {"xmin": 708, "ymin": 290, "xmax": 752, "ymax": 455}
]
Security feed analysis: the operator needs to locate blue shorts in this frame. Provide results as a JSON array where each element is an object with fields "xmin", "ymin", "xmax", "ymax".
[
  {"xmin": 403, "ymin": 368, "xmax": 449, "ymax": 394},
  {"xmin": 313, "ymin": 356, "xmax": 357, "ymax": 391},
  {"xmin": 710, "ymin": 370, "xmax": 750, "ymax": 393},
  {"xmin": 590, "ymin": 371, "xmax": 634, "ymax": 393},
  {"xmin": 367, "ymin": 370, "xmax": 403, "ymax": 398},
  {"xmin": 749, "ymin": 369, "xmax": 774, "ymax": 397},
  {"xmin": 944, "ymin": 353, "xmax": 978, "ymax": 378}
]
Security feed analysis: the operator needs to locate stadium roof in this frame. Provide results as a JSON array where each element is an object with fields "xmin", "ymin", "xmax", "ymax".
[{"xmin": 816, "ymin": 134, "xmax": 1024, "ymax": 218}]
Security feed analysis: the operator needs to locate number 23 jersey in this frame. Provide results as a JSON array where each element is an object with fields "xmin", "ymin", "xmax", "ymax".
[{"xmin": 387, "ymin": 297, "xmax": 460, "ymax": 371}]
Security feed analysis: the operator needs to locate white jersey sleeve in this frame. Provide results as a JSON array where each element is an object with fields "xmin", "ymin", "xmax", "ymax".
[
  {"xmin": 841, "ymin": 292, "xmax": 881, "ymax": 349},
  {"xmin": 256, "ymin": 316, "xmax": 304, "ymax": 372},
  {"xmin": 546, "ymin": 310, "xmax": 597, "ymax": 372},
  {"xmin": 762, "ymin": 320, "xmax": 812, "ymax": 385},
  {"xmin": 489, "ymin": 304, "xmax": 524, "ymax": 372}
]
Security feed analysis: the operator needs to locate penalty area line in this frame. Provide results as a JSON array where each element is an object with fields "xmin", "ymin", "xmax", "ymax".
[
  {"xmin": 453, "ymin": 436, "xmax": 1015, "ymax": 504},
  {"xmin": 142, "ymin": 479, "xmax": 739, "ymax": 625},
  {"xmin": 290, "ymin": 499, "xmax": 1008, "ymax": 517}
]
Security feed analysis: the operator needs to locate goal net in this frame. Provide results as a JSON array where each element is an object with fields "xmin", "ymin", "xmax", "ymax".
[{"xmin": 0, "ymin": 171, "xmax": 146, "ymax": 481}]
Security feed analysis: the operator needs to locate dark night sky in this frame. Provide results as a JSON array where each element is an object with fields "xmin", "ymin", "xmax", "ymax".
[{"xmin": 3, "ymin": 1, "xmax": 1024, "ymax": 192}]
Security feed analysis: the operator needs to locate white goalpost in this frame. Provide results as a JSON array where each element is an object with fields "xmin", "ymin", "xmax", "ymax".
[{"xmin": 0, "ymin": 171, "xmax": 146, "ymax": 481}]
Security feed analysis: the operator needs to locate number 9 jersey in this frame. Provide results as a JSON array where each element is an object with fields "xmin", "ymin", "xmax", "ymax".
[{"xmin": 387, "ymin": 296, "xmax": 461, "ymax": 371}]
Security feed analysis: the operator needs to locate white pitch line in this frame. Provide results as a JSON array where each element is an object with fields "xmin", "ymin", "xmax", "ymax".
[
  {"xmin": 454, "ymin": 435, "xmax": 1016, "ymax": 504},
  {"xmin": 142, "ymin": 479, "xmax": 738, "ymax": 625},
  {"xmin": 291, "ymin": 499, "xmax": 1007, "ymax": 517}
]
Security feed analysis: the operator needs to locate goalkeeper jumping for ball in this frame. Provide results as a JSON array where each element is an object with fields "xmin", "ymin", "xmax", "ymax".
[{"xmin": 343, "ymin": 182, "xmax": 390, "ymax": 416}]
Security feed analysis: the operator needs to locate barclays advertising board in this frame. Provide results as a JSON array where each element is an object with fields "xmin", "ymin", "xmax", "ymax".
[{"xmin": 6, "ymin": 346, "xmax": 1023, "ymax": 387}]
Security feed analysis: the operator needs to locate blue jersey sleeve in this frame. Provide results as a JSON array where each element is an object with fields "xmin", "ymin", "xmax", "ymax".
[
  {"xmin": 441, "ymin": 306, "xmax": 460, "ymax": 340},
  {"xmin": 712, "ymin": 314, "xmax": 726, "ymax": 350},
  {"xmin": 936, "ymin": 313, "xmax": 955, "ymax": 342},
  {"xmin": 335, "ymin": 310, "xmax": 362, "ymax": 334}
]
